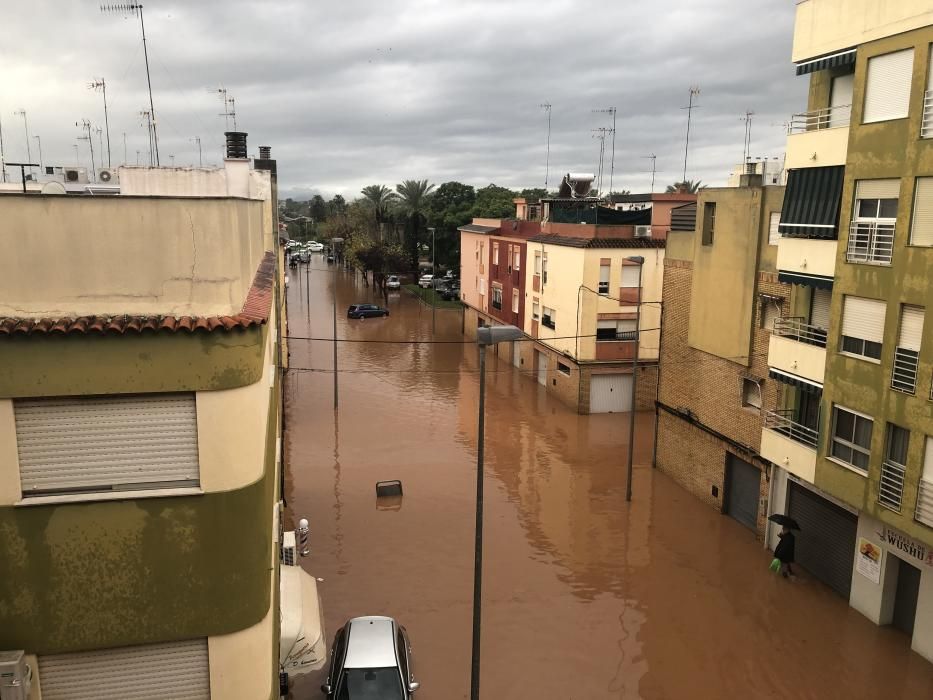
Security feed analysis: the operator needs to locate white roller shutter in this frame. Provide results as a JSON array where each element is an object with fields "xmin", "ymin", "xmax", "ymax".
[
  {"xmin": 589, "ymin": 374, "xmax": 632, "ymax": 413},
  {"xmin": 39, "ymin": 639, "xmax": 209, "ymax": 700},
  {"xmin": 15, "ymin": 394, "xmax": 199, "ymax": 495},
  {"xmin": 621, "ymin": 265, "xmax": 640, "ymax": 287},
  {"xmin": 811, "ymin": 288, "xmax": 832, "ymax": 330},
  {"xmin": 863, "ymin": 49, "xmax": 914, "ymax": 123},
  {"xmin": 898, "ymin": 306, "xmax": 924, "ymax": 350},
  {"xmin": 855, "ymin": 179, "xmax": 901, "ymax": 200},
  {"xmin": 911, "ymin": 178, "xmax": 933, "ymax": 246},
  {"xmin": 841, "ymin": 296, "xmax": 886, "ymax": 343},
  {"xmin": 768, "ymin": 212, "xmax": 781, "ymax": 246}
]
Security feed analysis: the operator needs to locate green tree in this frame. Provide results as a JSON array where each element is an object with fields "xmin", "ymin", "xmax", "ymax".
[
  {"xmin": 309, "ymin": 194, "xmax": 328, "ymax": 223},
  {"xmin": 327, "ymin": 194, "xmax": 347, "ymax": 217},
  {"xmin": 519, "ymin": 187, "xmax": 549, "ymax": 204},
  {"xmin": 396, "ymin": 179, "xmax": 436, "ymax": 273},
  {"xmin": 361, "ymin": 184, "xmax": 397, "ymax": 238},
  {"xmin": 427, "ymin": 181, "xmax": 474, "ymax": 271},
  {"xmin": 665, "ymin": 180, "xmax": 704, "ymax": 194},
  {"xmin": 472, "ymin": 184, "xmax": 516, "ymax": 218}
]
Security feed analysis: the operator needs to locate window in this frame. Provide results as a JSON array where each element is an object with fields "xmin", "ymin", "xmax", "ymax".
[
  {"xmin": 478, "ymin": 278, "xmax": 485, "ymax": 296},
  {"xmin": 892, "ymin": 305, "xmax": 924, "ymax": 393},
  {"xmin": 863, "ymin": 49, "xmax": 914, "ymax": 123},
  {"xmin": 911, "ymin": 178, "xmax": 933, "ymax": 246},
  {"xmin": 534, "ymin": 252, "xmax": 542, "ymax": 275},
  {"xmin": 760, "ymin": 297, "xmax": 782, "ymax": 331},
  {"xmin": 557, "ymin": 362, "xmax": 571, "ymax": 376},
  {"xmin": 491, "ymin": 285, "xmax": 502, "ymax": 309},
  {"xmin": 768, "ymin": 212, "xmax": 781, "ymax": 246},
  {"xmin": 542, "ymin": 306, "xmax": 556, "ymax": 330},
  {"xmin": 532, "ymin": 302, "xmax": 540, "ymax": 321},
  {"xmin": 14, "ymin": 394, "xmax": 200, "ymax": 497},
  {"xmin": 492, "ymin": 241, "xmax": 499, "ymax": 265},
  {"xmin": 702, "ymin": 202, "xmax": 716, "ymax": 245},
  {"xmin": 840, "ymin": 295, "xmax": 885, "ymax": 361},
  {"xmin": 920, "ymin": 438, "xmax": 933, "ymax": 527},
  {"xmin": 742, "ymin": 378, "xmax": 762, "ymax": 410},
  {"xmin": 598, "ymin": 263, "xmax": 610, "ymax": 295},
  {"xmin": 620, "ymin": 265, "xmax": 640, "ymax": 288},
  {"xmin": 542, "ymin": 253, "xmax": 548, "ymax": 283},
  {"xmin": 848, "ymin": 180, "xmax": 899, "ymax": 265},
  {"xmin": 512, "ymin": 289, "xmax": 520, "ymax": 314},
  {"xmin": 596, "ymin": 319, "xmax": 637, "ymax": 341},
  {"xmin": 513, "ymin": 248, "xmax": 521, "ymax": 271},
  {"xmin": 880, "ymin": 423, "xmax": 910, "ymax": 511},
  {"xmin": 831, "ymin": 405, "xmax": 873, "ymax": 473}
]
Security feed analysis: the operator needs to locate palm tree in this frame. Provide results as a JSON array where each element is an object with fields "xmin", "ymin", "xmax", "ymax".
[
  {"xmin": 360, "ymin": 184, "xmax": 397, "ymax": 238},
  {"xmin": 665, "ymin": 180, "xmax": 704, "ymax": 194},
  {"xmin": 396, "ymin": 179, "xmax": 436, "ymax": 274}
]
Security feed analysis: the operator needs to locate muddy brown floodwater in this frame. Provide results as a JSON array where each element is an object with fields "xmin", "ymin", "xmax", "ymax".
[{"xmin": 283, "ymin": 258, "xmax": 933, "ymax": 699}]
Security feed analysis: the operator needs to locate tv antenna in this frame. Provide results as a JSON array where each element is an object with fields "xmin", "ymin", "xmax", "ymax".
[
  {"xmin": 741, "ymin": 110, "xmax": 755, "ymax": 165},
  {"xmin": 680, "ymin": 86, "xmax": 701, "ymax": 181},
  {"xmin": 0, "ymin": 113, "xmax": 7, "ymax": 182},
  {"xmin": 591, "ymin": 127, "xmax": 613, "ymax": 197},
  {"xmin": 191, "ymin": 136, "xmax": 202, "ymax": 167},
  {"xmin": 539, "ymin": 103, "xmax": 551, "ymax": 189},
  {"xmin": 101, "ymin": 4, "xmax": 159, "ymax": 165},
  {"xmin": 14, "ymin": 109, "xmax": 32, "ymax": 176},
  {"xmin": 643, "ymin": 154, "xmax": 657, "ymax": 193},
  {"xmin": 139, "ymin": 110, "xmax": 153, "ymax": 165},
  {"xmin": 89, "ymin": 78, "xmax": 112, "ymax": 167},
  {"xmin": 215, "ymin": 87, "xmax": 237, "ymax": 130},
  {"xmin": 76, "ymin": 119, "xmax": 96, "ymax": 176},
  {"xmin": 593, "ymin": 108, "xmax": 616, "ymax": 193}
]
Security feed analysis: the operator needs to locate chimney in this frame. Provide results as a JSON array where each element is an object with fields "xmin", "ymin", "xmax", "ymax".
[
  {"xmin": 259, "ymin": 146, "xmax": 271, "ymax": 160},
  {"xmin": 739, "ymin": 173, "xmax": 763, "ymax": 188},
  {"xmin": 224, "ymin": 131, "xmax": 248, "ymax": 159}
]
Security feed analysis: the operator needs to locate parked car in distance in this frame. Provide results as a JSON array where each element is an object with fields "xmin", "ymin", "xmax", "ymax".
[
  {"xmin": 440, "ymin": 283, "xmax": 461, "ymax": 301},
  {"xmin": 321, "ymin": 616, "xmax": 419, "ymax": 699},
  {"xmin": 308, "ymin": 241, "xmax": 325, "ymax": 252},
  {"xmin": 386, "ymin": 275, "xmax": 401, "ymax": 290},
  {"xmin": 347, "ymin": 304, "xmax": 389, "ymax": 319},
  {"xmin": 418, "ymin": 274, "xmax": 434, "ymax": 289}
]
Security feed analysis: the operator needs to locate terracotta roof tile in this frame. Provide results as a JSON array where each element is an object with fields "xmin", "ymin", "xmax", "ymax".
[{"xmin": 0, "ymin": 251, "xmax": 275, "ymax": 337}]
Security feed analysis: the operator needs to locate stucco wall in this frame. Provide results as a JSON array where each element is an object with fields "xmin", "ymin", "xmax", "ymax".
[
  {"xmin": 0, "ymin": 195, "xmax": 266, "ymax": 318},
  {"xmin": 460, "ymin": 231, "xmax": 489, "ymax": 314},
  {"xmin": 529, "ymin": 244, "xmax": 585, "ymax": 357}
]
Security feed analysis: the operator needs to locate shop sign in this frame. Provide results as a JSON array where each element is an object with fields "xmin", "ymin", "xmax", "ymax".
[
  {"xmin": 875, "ymin": 525, "xmax": 933, "ymax": 568},
  {"xmin": 856, "ymin": 538, "xmax": 882, "ymax": 584}
]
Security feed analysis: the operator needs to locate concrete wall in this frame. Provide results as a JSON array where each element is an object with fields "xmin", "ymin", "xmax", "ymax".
[{"xmin": 0, "ymin": 195, "xmax": 266, "ymax": 318}]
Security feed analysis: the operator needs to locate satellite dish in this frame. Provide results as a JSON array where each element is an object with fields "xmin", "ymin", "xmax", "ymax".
[{"xmin": 41, "ymin": 181, "xmax": 67, "ymax": 195}]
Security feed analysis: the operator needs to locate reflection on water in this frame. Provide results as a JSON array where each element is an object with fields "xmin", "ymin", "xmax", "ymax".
[{"xmin": 285, "ymin": 258, "xmax": 933, "ymax": 699}]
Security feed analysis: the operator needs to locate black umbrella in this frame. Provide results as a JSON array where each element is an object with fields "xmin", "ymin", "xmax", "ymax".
[{"xmin": 769, "ymin": 514, "xmax": 801, "ymax": 530}]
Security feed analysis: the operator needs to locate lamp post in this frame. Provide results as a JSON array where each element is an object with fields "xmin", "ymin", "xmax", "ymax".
[
  {"xmin": 428, "ymin": 227, "xmax": 436, "ymax": 334},
  {"xmin": 625, "ymin": 256, "xmax": 645, "ymax": 502},
  {"xmin": 472, "ymin": 324, "xmax": 524, "ymax": 700}
]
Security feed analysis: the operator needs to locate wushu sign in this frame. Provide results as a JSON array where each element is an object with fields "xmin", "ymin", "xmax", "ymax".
[{"xmin": 876, "ymin": 525, "xmax": 933, "ymax": 569}]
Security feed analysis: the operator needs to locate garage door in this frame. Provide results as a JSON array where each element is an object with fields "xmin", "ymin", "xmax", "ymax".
[
  {"xmin": 536, "ymin": 350, "xmax": 548, "ymax": 386},
  {"xmin": 589, "ymin": 374, "xmax": 631, "ymax": 413},
  {"xmin": 39, "ymin": 638, "xmax": 210, "ymax": 700},
  {"xmin": 724, "ymin": 455, "xmax": 760, "ymax": 531},
  {"xmin": 512, "ymin": 340, "xmax": 521, "ymax": 368},
  {"xmin": 787, "ymin": 481, "xmax": 858, "ymax": 598}
]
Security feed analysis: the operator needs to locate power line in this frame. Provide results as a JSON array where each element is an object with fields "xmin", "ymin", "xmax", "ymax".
[{"xmin": 284, "ymin": 326, "xmax": 663, "ymax": 344}]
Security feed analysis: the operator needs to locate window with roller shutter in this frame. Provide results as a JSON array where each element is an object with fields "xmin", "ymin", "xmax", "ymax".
[
  {"xmin": 840, "ymin": 296, "xmax": 885, "ymax": 361},
  {"xmin": 910, "ymin": 178, "xmax": 933, "ymax": 246},
  {"xmin": 863, "ymin": 49, "xmax": 914, "ymax": 123},
  {"xmin": 891, "ymin": 306, "xmax": 924, "ymax": 394}
]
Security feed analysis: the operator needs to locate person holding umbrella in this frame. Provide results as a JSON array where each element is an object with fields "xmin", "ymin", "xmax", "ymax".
[{"xmin": 769, "ymin": 514, "xmax": 800, "ymax": 579}]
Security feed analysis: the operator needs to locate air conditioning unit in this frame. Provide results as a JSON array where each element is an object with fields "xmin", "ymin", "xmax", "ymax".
[
  {"xmin": 97, "ymin": 168, "xmax": 119, "ymax": 184},
  {"xmin": 63, "ymin": 167, "xmax": 89, "ymax": 184},
  {"xmin": 634, "ymin": 225, "xmax": 652, "ymax": 238},
  {"xmin": 281, "ymin": 530, "xmax": 297, "ymax": 566},
  {"xmin": 0, "ymin": 650, "xmax": 32, "ymax": 699}
]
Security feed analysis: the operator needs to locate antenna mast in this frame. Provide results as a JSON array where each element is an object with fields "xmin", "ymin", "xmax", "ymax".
[
  {"xmin": 0, "ymin": 113, "xmax": 6, "ymax": 182},
  {"xmin": 89, "ymin": 78, "xmax": 112, "ymax": 167},
  {"xmin": 591, "ymin": 128, "xmax": 611, "ymax": 197},
  {"xmin": 101, "ymin": 4, "xmax": 159, "ymax": 165},
  {"xmin": 77, "ymin": 119, "xmax": 96, "ymax": 177},
  {"xmin": 14, "ymin": 109, "xmax": 32, "ymax": 177},
  {"xmin": 539, "ymin": 103, "xmax": 551, "ymax": 189},
  {"xmin": 643, "ymin": 154, "xmax": 657, "ymax": 193},
  {"xmin": 593, "ymin": 108, "xmax": 616, "ymax": 193},
  {"xmin": 741, "ymin": 110, "xmax": 755, "ymax": 166},
  {"xmin": 681, "ymin": 86, "xmax": 701, "ymax": 182}
]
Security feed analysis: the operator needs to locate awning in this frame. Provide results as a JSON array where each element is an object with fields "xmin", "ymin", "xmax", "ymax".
[
  {"xmin": 769, "ymin": 368, "xmax": 823, "ymax": 394},
  {"xmin": 778, "ymin": 271, "xmax": 834, "ymax": 290},
  {"xmin": 779, "ymin": 166, "xmax": 845, "ymax": 239},
  {"xmin": 280, "ymin": 566, "xmax": 327, "ymax": 676},
  {"xmin": 796, "ymin": 48, "xmax": 857, "ymax": 76}
]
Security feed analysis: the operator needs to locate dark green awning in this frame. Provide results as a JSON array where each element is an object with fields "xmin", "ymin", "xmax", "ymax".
[
  {"xmin": 777, "ymin": 272, "xmax": 834, "ymax": 290},
  {"xmin": 779, "ymin": 166, "xmax": 845, "ymax": 239},
  {"xmin": 769, "ymin": 368, "xmax": 823, "ymax": 394},
  {"xmin": 795, "ymin": 48, "xmax": 856, "ymax": 76}
]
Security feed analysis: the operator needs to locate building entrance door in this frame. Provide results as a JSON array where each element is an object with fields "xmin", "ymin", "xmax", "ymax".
[
  {"xmin": 724, "ymin": 455, "xmax": 760, "ymax": 531},
  {"xmin": 536, "ymin": 350, "xmax": 547, "ymax": 386},
  {"xmin": 892, "ymin": 557, "xmax": 921, "ymax": 636}
]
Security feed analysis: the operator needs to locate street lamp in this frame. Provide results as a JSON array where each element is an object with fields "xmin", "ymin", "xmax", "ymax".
[
  {"xmin": 472, "ymin": 324, "xmax": 524, "ymax": 700},
  {"xmin": 625, "ymin": 256, "xmax": 645, "ymax": 502},
  {"xmin": 428, "ymin": 227, "xmax": 436, "ymax": 334}
]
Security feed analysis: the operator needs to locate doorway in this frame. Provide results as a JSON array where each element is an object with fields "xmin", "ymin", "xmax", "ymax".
[{"xmin": 892, "ymin": 557, "xmax": 921, "ymax": 636}]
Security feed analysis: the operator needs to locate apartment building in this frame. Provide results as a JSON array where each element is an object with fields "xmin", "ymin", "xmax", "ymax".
[
  {"xmin": 0, "ymin": 143, "xmax": 321, "ymax": 698},
  {"xmin": 762, "ymin": 0, "xmax": 933, "ymax": 662},
  {"xmin": 656, "ymin": 178, "xmax": 789, "ymax": 537}
]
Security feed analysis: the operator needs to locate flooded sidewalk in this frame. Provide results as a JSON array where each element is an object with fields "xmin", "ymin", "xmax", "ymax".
[{"xmin": 283, "ymin": 259, "xmax": 933, "ymax": 699}]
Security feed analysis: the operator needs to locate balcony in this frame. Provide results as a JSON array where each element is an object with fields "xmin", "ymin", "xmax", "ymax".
[
  {"xmin": 916, "ymin": 480, "xmax": 933, "ymax": 528},
  {"xmin": 768, "ymin": 318, "xmax": 827, "ymax": 385},
  {"xmin": 776, "ymin": 237, "xmax": 837, "ymax": 280},
  {"xmin": 891, "ymin": 347, "xmax": 919, "ymax": 394},
  {"xmin": 923, "ymin": 90, "xmax": 933, "ymax": 139},
  {"xmin": 785, "ymin": 106, "xmax": 851, "ymax": 170},
  {"xmin": 761, "ymin": 409, "xmax": 818, "ymax": 483},
  {"xmin": 846, "ymin": 221, "xmax": 895, "ymax": 265},
  {"xmin": 878, "ymin": 460, "xmax": 906, "ymax": 513}
]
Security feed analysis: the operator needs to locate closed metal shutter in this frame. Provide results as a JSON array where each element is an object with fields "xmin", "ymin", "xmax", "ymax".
[
  {"xmin": 841, "ymin": 296, "xmax": 886, "ymax": 343},
  {"xmin": 589, "ymin": 374, "xmax": 631, "ymax": 413},
  {"xmin": 724, "ymin": 455, "xmax": 760, "ymax": 531},
  {"xmin": 768, "ymin": 212, "xmax": 781, "ymax": 246},
  {"xmin": 512, "ymin": 340, "xmax": 521, "ymax": 368},
  {"xmin": 898, "ymin": 306, "xmax": 924, "ymax": 350},
  {"xmin": 786, "ymin": 481, "xmax": 857, "ymax": 597},
  {"xmin": 911, "ymin": 178, "xmax": 933, "ymax": 245},
  {"xmin": 863, "ymin": 49, "xmax": 914, "ymax": 123},
  {"xmin": 536, "ymin": 351, "xmax": 548, "ymax": 386},
  {"xmin": 15, "ymin": 394, "xmax": 199, "ymax": 495},
  {"xmin": 621, "ymin": 266, "xmax": 640, "ymax": 288},
  {"xmin": 828, "ymin": 73, "xmax": 854, "ymax": 128},
  {"xmin": 810, "ymin": 288, "xmax": 832, "ymax": 330},
  {"xmin": 854, "ymin": 178, "xmax": 901, "ymax": 201},
  {"xmin": 39, "ymin": 639, "xmax": 210, "ymax": 700}
]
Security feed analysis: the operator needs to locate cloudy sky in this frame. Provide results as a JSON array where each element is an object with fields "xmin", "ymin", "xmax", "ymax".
[{"xmin": 1, "ymin": 1, "xmax": 806, "ymax": 200}]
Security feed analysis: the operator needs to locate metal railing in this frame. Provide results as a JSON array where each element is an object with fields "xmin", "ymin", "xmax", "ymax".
[
  {"xmin": 846, "ymin": 221, "xmax": 895, "ymax": 265},
  {"xmin": 891, "ymin": 347, "xmax": 919, "ymax": 394},
  {"xmin": 764, "ymin": 409, "xmax": 819, "ymax": 449},
  {"xmin": 773, "ymin": 316, "xmax": 828, "ymax": 348},
  {"xmin": 916, "ymin": 480, "xmax": 933, "ymax": 528},
  {"xmin": 879, "ymin": 460, "xmax": 906, "ymax": 513},
  {"xmin": 788, "ymin": 104, "xmax": 851, "ymax": 133},
  {"xmin": 922, "ymin": 90, "xmax": 933, "ymax": 139}
]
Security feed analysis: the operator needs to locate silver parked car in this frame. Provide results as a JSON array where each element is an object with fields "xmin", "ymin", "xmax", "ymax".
[{"xmin": 321, "ymin": 616, "xmax": 419, "ymax": 699}]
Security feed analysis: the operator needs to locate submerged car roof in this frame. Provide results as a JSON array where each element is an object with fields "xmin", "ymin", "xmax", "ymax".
[{"xmin": 344, "ymin": 616, "xmax": 397, "ymax": 668}]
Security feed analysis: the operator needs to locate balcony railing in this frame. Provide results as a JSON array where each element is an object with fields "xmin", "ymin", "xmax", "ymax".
[
  {"xmin": 764, "ymin": 409, "xmax": 818, "ymax": 449},
  {"xmin": 773, "ymin": 317, "xmax": 828, "ymax": 348},
  {"xmin": 879, "ymin": 460, "xmax": 907, "ymax": 513},
  {"xmin": 916, "ymin": 480, "xmax": 933, "ymax": 528},
  {"xmin": 846, "ymin": 221, "xmax": 895, "ymax": 265},
  {"xmin": 788, "ymin": 104, "xmax": 851, "ymax": 133},
  {"xmin": 891, "ymin": 347, "xmax": 919, "ymax": 394},
  {"xmin": 922, "ymin": 90, "xmax": 933, "ymax": 139}
]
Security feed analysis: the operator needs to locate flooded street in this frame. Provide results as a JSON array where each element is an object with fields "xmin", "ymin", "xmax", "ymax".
[{"xmin": 284, "ymin": 257, "xmax": 933, "ymax": 699}]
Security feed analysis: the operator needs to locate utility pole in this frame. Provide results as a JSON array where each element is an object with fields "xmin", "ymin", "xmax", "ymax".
[
  {"xmin": 625, "ymin": 256, "xmax": 645, "ymax": 502},
  {"xmin": 89, "ymin": 78, "xmax": 112, "ymax": 167},
  {"xmin": 14, "ymin": 110, "xmax": 31, "ymax": 177},
  {"xmin": 644, "ymin": 154, "xmax": 657, "ymax": 193},
  {"xmin": 0, "ymin": 113, "xmax": 7, "ymax": 182},
  {"xmin": 539, "ymin": 103, "xmax": 551, "ymax": 189},
  {"xmin": 429, "ymin": 227, "xmax": 437, "ymax": 334},
  {"xmin": 681, "ymin": 86, "xmax": 701, "ymax": 183},
  {"xmin": 333, "ymin": 256, "xmax": 339, "ymax": 411}
]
